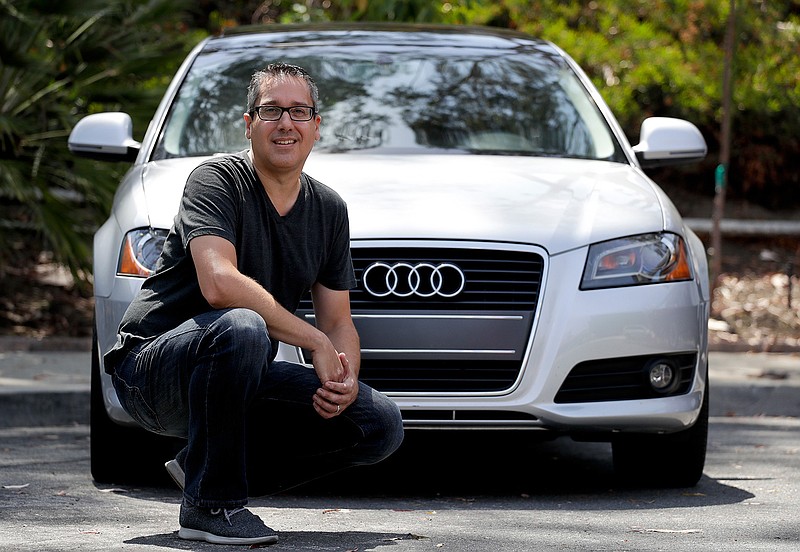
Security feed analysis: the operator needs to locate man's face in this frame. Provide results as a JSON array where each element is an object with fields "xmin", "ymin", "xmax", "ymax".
[{"xmin": 244, "ymin": 76, "xmax": 321, "ymax": 175}]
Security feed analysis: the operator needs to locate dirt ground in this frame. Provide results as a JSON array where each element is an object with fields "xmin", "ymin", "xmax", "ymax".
[
  {"xmin": 706, "ymin": 235, "xmax": 800, "ymax": 351},
  {"xmin": 1, "ymin": 196, "xmax": 798, "ymax": 351},
  {"xmin": 0, "ymin": 256, "xmax": 94, "ymax": 339}
]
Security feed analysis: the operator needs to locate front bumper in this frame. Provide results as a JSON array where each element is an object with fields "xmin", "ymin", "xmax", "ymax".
[{"xmin": 96, "ymin": 243, "xmax": 709, "ymax": 436}]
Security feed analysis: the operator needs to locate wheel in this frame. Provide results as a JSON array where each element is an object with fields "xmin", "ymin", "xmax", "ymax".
[
  {"xmin": 90, "ymin": 327, "xmax": 183, "ymax": 485},
  {"xmin": 612, "ymin": 381, "xmax": 709, "ymax": 488}
]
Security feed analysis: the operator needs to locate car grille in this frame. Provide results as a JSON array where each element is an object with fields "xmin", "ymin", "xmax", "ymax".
[
  {"xmin": 357, "ymin": 359, "xmax": 523, "ymax": 392},
  {"xmin": 299, "ymin": 247, "xmax": 544, "ymax": 311},
  {"xmin": 297, "ymin": 246, "xmax": 545, "ymax": 393},
  {"xmin": 554, "ymin": 353, "xmax": 697, "ymax": 403}
]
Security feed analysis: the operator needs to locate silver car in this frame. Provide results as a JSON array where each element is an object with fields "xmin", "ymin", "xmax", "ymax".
[{"xmin": 69, "ymin": 23, "xmax": 710, "ymax": 487}]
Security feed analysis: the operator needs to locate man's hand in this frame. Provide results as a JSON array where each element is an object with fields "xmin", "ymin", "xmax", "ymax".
[
  {"xmin": 310, "ymin": 336, "xmax": 345, "ymax": 385},
  {"xmin": 313, "ymin": 353, "xmax": 359, "ymax": 419}
]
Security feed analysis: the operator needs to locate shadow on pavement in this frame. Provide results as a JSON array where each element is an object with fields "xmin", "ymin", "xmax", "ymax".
[
  {"xmin": 107, "ymin": 429, "xmax": 756, "ymax": 512},
  {"xmin": 125, "ymin": 530, "xmax": 416, "ymax": 550},
  {"xmin": 280, "ymin": 431, "xmax": 756, "ymax": 510}
]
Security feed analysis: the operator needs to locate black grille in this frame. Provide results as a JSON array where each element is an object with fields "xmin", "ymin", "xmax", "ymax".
[
  {"xmin": 296, "ymin": 246, "xmax": 543, "ymax": 393},
  {"xmin": 554, "ymin": 353, "xmax": 697, "ymax": 403},
  {"xmin": 359, "ymin": 359, "xmax": 522, "ymax": 392},
  {"xmin": 299, "ymin": 247, "xmax": 544, "ymax": 311}
]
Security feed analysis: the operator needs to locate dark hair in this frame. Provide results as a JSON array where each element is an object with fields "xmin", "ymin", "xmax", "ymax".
[{"xmin": 246, "ymin": 63, "xmax": 319, "ymax": 114}]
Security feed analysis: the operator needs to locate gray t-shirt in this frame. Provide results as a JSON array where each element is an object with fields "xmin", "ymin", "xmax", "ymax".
[{"xmin": 105, "ymin": 151, "xmax": 355, "ymax": 371}]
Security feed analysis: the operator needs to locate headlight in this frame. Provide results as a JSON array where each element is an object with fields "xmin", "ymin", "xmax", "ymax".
[
  {"xmin": 117, "ymin": 228, "xmax": 169, "ymax": 277},
  {"xmin": 580, "ymin": 232, "xmax": 692, "ymax": 290}
]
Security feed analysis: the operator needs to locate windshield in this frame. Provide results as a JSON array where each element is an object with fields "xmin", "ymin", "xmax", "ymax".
[{"xmin": 153, "ymin": 38, "xmax": 626, "ymax": 162}]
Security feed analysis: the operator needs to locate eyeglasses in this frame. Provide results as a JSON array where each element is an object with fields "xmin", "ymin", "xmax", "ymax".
[{"xmin": 252, "ymin": 105, "xmax": 317, "ymax": 122}]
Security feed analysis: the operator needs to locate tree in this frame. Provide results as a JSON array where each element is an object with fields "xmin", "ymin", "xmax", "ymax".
[
  {"xmin": 495, "ymin": 0, "xmax": 800, "ymax": 209},
  {"xmin": 0, "ymin": 0, "xmax": 200, "ymax": 283},
  {"xmin": 182, "ymin": 0, "xmax": 496, "ymax": 29}
]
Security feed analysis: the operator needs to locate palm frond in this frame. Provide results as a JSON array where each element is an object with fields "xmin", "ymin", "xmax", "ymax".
[{"xmin": 0, "ymin": 0, "xmax": 197, "ymax": 284}]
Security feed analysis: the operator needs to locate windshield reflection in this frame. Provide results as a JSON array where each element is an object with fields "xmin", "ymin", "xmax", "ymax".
[{"xmin": 153, "ymin": 40, "xmax": 624, "ymax": 162}]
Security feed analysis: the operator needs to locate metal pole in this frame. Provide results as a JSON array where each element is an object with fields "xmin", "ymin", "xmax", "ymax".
[{"xmin": 710, "ymin": 0, "xmax": 736, "ymax": 316}]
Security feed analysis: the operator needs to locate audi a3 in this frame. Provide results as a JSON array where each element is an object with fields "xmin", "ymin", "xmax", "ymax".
[{"xmin": 69, "ymin": 23, "xmax": 710, "ymax": 487}]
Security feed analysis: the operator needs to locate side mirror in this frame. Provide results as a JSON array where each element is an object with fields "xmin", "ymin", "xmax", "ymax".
[
  {"xmin": 633, "ymin": 117, "xmax": 707, "ymax": 168},
  {"xmin": 68, "ymin": 112, "xmax": 141, "ymax": 162}
]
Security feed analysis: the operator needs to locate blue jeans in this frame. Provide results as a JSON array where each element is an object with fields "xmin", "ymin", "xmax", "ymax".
[{"xmin": 110, "ymin": 308, "xmax": 404, "ymax": 509}]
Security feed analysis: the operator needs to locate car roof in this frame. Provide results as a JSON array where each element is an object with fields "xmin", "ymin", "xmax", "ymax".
[{"xmin": 206, "ymin": 22, "xmax": 557, "ymax": 54}]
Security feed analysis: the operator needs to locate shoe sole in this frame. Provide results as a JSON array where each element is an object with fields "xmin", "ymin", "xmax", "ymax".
[
  {"xmin": 178, "ymin": 526, "xmax": 279, "ymax": 545},
  {"xmin": 164, "ymin": 459, "xmax": 185, "ymax": 491}
]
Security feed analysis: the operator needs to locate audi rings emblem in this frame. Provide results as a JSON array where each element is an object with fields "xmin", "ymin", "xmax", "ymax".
[{"xmin": 362, "ymin": 262, "xmax": 466, "ymax": 298}]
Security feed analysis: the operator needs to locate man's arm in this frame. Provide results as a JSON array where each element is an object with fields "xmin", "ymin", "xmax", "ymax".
[
  {"xmin": 189, "ymin": 234, "xmax": 344, "ymax": 384},
  {"xmin": 310, "ymin": 282, "xmax": 360, "ymax": 376},
  {"xmin": 309, "ymin": 282, "xmax": 361, "ymax": 418}
]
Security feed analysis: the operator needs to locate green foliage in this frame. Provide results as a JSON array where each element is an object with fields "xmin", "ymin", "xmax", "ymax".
[
  {"xmin": 281, "ymin": 0, "xmax": 442, "ymax": 22},
  {"xmin": 191, "ymin": 0, "xmax": 498, "ymax": 28},
  {"xmin": 497, "ymin": 1, "xmax": 722, "ymax": 127},
  {"xmin": 493, "ymin": 0, "xmax": 800, "ymax": 207},
  {"xmin": 0, "ymin": 0, "xmax": 200, "ymax": 282},
  {"xmin": 3, "ymin": 0, "xmax": 799, "ymax": 285}
]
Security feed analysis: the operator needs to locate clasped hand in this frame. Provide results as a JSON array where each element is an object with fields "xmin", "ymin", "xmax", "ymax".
[{"xmin": 312, "ymin": 351, "xmax": 358, "ymax": 419}]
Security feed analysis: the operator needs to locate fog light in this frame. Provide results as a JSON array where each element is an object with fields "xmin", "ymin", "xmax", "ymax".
[{"xmin": 647, "ymin": 361, "xmax": 676, "ymax": 393}]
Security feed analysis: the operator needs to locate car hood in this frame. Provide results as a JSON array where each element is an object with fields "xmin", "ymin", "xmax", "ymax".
[
  {"xmin": 141, "ymin": 153, "xmax": 675, "ymax": 255},
  {"xmin": 307, "ymin": 154, "xmax": 672, "ymax": 254}
]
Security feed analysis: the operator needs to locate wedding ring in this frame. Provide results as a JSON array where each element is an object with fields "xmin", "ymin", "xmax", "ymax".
[{"xmin": 336, "ymin": 405, "xmax": 340, "ymax": 413}]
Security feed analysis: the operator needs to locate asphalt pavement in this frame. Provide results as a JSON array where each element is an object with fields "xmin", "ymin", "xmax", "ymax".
[
  {"xmin": 1, "ymin": 337, "xmax": 799, "ymax": 552},
  {"xmin": 0, "ymin": 336, "xmax": 798, "ymax": 426}
]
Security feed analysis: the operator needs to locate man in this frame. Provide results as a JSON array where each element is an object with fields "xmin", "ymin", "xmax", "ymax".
[{"xmin": 104, "ymin": 63, "xmax": 404, "ymax": 546}]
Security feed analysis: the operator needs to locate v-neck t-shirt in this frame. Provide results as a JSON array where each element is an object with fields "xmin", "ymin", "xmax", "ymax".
[{"xmin": 105, "ymin": 151, "xmax": 355, "ymax": 369}]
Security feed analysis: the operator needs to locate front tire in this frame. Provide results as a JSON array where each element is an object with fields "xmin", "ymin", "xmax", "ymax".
[
  {"xmin": 90, "ymin": 327, "xmax": 182, "ymax": 485},
  {"xmin": 612, "ymin": 382, "xmax": 709, "ymax": 488}
]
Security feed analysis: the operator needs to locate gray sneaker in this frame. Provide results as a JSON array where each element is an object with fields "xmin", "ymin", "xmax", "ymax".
[{"xmin": 178, "ymin": 501, "xmax": 278, "ymax": 545}]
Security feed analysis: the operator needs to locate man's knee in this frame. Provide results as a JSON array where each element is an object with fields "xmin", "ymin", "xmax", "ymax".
[
  {"xmin": 361, "ymin": 388, "xmax": 404, "ymax": 463},
  {"xmin": 210, "ymin": 308, "xmax": 268, "ymax": 349},
  {"xmin": 203, "ymin": 308, "xmax": 270, "ymax": 379},
  {"xmin": 380, "ymin": 396, "xmax": 405, "ymax": 458}
]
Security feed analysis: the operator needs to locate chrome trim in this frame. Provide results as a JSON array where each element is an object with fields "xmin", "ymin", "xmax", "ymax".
[
  {"xmin": 362, "ymin": 261, "xmax": 466, "ymax": 298},
  {"xmin": 305, "ymin": 314, "xmax": 524, "ymax": 321},
  {"xmin": 404, "ymin": 422, "xmax": 546, "ymax": 429},
  {"xmin": 361, "ymin": 348, "xmax": 516, "ymax": 355}
]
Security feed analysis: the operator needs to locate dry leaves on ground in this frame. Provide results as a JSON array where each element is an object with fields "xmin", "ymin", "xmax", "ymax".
[{"xmin": 711, "ymin": 273, "xmax": 800, "ymax": 350}]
